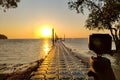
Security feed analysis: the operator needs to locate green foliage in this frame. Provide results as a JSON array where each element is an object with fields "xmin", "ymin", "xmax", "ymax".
[
  {"xmin": 0, "ymin": 0, "xmax": 20, "ymax": 12},
  {"xmin": 68, "ymin": 0, "xmax": 120, "ymax": 30}
]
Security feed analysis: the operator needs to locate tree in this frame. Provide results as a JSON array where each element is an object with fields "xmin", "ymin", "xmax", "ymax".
[
  {"xmin": 0, "ymin": 34, "xmax": 7, "ymax": 39},
  {"xmin": 68, "ymin": 0, "xmax": 120, "ymax": 53},
  {"xmin": 0, "ymin": 0, "xmax": 20, "ymax": 12}
]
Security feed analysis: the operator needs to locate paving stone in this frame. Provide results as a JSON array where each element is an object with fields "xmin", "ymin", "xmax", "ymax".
[
  {"xmin": 33, "ymin": 70, "xmax": 46, "ymax": 75},
  {"xmin": 59, "ymin": 74, "xmax": 72, "ymax": 80},
  {"xmin": 72, "ymin": 75, "xmax": 85, "ymax": 80},
  {"xmin": 59, "ymin": 68, "xmax": 68, "ymax": 71},
  {"xmin": 71, "ymin": 71, "xmax": 83, "ymax": 75},
  {"xmin": 37, "ymin": 68, "xmax": 47, "ymax": 71},
  {"xmin": 46, "ymin": 71, "xmax": 57, "ymax": 74},
  {"xmin": 45, "ymin": 74, "xmax": 58, "ymax": 80},
  {"xmin": 31, "ymin": 74, "xmax": 45, "ymax": 79},
  {"xmin": 59, "ymin": 71, "xmax": 70, "ymax": 75}
]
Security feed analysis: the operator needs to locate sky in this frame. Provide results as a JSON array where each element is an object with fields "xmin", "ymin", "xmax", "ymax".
[{"xmin": 0, "ymin": 0, "xmax": 110, "ymax": 39}]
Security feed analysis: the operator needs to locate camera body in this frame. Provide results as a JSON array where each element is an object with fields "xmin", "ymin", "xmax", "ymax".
[{"xmin": 89, "ymin": 34, "xmax": 112, "ymax": 55}]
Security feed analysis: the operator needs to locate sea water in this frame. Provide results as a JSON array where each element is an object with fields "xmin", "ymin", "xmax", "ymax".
[
  {"xmin": 0, "ymin": 38, "xmax": 117, "ymax": 69},
  {"xmin": 0, "ymin": 38, "xmax": 116, "ymax": 65},
  {"xmin": 0, "ymin": 39, "xmax": 52, "ymax": 65}
]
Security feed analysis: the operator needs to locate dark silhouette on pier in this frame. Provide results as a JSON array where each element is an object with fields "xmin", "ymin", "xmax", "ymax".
[
  {"xmin": 88, "ymin": 56, "xmax": 115, "ymax": 80},
  {"xmin": 88, "ymin": 34, "xmax": 116, "ymax": 80}
]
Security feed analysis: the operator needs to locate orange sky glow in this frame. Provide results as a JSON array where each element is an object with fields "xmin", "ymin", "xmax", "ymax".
[{"xmin": 0, "ymin": 0, "xmax": 110, "ymax": 39}]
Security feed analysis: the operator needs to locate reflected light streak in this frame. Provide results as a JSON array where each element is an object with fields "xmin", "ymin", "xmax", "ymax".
[
  {"xmin": 44, "ymin": 43, "xmax": 50, "ymax": 56},
  {"xmin": 38, "ymin": 39, "xmax": 51, "ymax": 60},
  {"xmin": 43, "ymin": 39, "xmax": 51, "ymax": 57}
]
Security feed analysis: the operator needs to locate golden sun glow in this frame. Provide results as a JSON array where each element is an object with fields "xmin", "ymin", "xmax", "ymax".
[
  {"xmin": 41, "ymin": 28, "xmax": 51, "ymax": 37},
  {"xmin": 35, "ymin": 25, "xmax": 52, "ymax": 38}
]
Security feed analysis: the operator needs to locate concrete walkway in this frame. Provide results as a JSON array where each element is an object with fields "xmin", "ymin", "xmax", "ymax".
[{"xmin": 30, "ymin": 41, "xmax": 93, "ymax": 80}]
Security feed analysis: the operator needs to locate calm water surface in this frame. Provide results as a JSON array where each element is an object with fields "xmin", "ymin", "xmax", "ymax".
[
  {"xmin": 0, "ymin": 39, "xmax": 52, "ymax": 64},
  {"xmin": 0, "ymin": 38, "xmax": 116, "ymax": 66}
]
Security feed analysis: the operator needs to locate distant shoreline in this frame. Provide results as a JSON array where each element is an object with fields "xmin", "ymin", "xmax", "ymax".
[{"xmin": 0, "ymin": 34, "xmax": 7, "ymax": 39}]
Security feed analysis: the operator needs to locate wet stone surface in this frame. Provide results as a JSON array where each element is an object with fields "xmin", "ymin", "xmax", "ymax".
[{"xmin": 30, "ymin": 42, "xmax": 94, "ymax": 80}]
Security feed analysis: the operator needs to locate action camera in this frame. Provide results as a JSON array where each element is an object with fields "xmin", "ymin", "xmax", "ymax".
[{"xmin": 89, "ymin": 34, "xmax": 112, "ymax": 55}]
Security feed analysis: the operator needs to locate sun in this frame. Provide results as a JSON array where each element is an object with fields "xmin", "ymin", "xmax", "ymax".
[
  {"xmin": 34, "ymin": 25, "xmax": 52, "ymax": 38},
  {"xmin": 41, "ymin": 27, "xmax": 52, "ymax": 38}
]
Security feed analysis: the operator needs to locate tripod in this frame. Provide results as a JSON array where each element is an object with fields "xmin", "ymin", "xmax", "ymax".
[{"xmin": 88, "ymin": 54, "xmax": 116, "ymax": 80}]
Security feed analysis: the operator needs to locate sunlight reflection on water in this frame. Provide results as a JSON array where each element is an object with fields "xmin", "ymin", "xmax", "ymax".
[
  {"xmin": 44, "ymin": 40, "xmax": 50, "ymax": 56},
  {"xmin": 38, "ymin": 39, "xmax": 51, "ymax": 60},
  {"xmin": 0, "ymin": 39, "xmax": 52, "ymax": 64}
]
